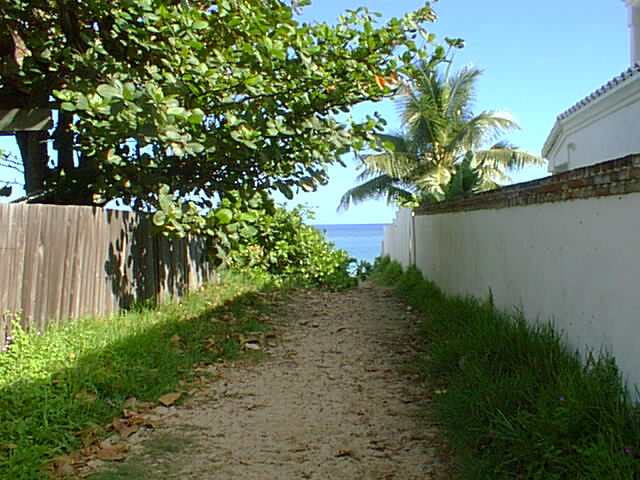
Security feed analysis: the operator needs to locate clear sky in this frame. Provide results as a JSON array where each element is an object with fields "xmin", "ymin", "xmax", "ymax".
[
  {"xmin": 0, "ymin": 0, "xmax": 630, "ymax": 224},
  {"xmin": 294, "ymin": 0, "xmax": 630, "ymax": 224}
]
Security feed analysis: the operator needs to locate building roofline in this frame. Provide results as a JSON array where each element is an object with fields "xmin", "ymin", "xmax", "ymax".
[{"xmin": 542, "ymin": 63, "xmax": 640, "ymax": 159}]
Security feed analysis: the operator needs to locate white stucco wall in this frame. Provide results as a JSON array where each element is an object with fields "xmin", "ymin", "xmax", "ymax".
[
  {"xmin": 544, "ymin": 74, "xmax": 640, "ymax": 173},
  {"xmin": 407, "ymin": 193, "xmax": 640, "ymax": 391},
  {"xmin": 382, "ymin": 208, "xmax": 414, "ymax": 269}
]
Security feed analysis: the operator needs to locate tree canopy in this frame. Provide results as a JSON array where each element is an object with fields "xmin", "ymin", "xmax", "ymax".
[
  {"xmin": 0, "ymin": 0, "xmax": 445, "ymax": 225},
  {"xmin": 339, "ymin": 62, "xmax": 543, "ymax": 210}
]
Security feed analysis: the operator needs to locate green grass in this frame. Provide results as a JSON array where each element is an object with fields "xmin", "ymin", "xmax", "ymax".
[
  {"xmin": 90, "ymin": 431, "xmax": 199, "ymax": 480},
  {"xmin": 0, "ymin": 272, "xmax": 282, "ymax": 479},
  {"xmin": 371, "ymin": 257, "xmax": 640, "ymax": 479}
]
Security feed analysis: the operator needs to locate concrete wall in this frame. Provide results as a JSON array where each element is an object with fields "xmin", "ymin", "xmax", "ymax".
[
  {"xmin": 415, "ymin": 196, "xmax": 640, "ymax": 388},
  {"xmin": 384, "ymin": 155, "xmax": 640, "ymax": 392},
  {"xmin": 382, "ymin": 208, "xmax": 414, "ymax": 269}
]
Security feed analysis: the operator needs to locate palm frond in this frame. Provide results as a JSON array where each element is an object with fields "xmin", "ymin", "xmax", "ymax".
[
  {"xmin": 341, "ymin": 60, "xmax": 539, "ymax": 208},
  {"xmin": 445, "ymin": 65, "xmax": 482, "ymax": 120},
  {"xmin": 356, "ymin": 151, "xmax": 417, "ymax": 180},
  {"xmin": 474, "ymin": 148, "xmax": 544, "ymax": 171},
  {"xmin": 337, "ymin": 175, "xmax": 414, "ymax": 211}
]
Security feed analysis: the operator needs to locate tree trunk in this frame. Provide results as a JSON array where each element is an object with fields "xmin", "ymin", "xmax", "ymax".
[
  {"xmin": 53, "ymin": 109, "xmax": 74, "ymax": 171},
  {"xmin": 15, "ymin": 130, "xmax": 49, "ymax": 195}
]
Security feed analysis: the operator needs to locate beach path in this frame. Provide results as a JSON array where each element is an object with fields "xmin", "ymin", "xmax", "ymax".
[{"xmin": 89, "ymin": 283, "xmax": 450, "ymax": 479}]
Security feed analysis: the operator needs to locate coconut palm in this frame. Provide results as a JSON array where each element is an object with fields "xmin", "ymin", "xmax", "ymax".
[{"xmin": 338, "ymin": 63, "xmax": 542, "ymax": 210}]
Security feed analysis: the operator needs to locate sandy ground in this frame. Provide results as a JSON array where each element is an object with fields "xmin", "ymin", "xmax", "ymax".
[{"xmin": 91, "ymin": 283, "xmax": 451, "ymax": 479}]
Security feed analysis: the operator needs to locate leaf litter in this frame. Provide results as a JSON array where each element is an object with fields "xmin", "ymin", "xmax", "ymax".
[{"xmin": 81, "ymin": 284, "xmax": 452, "ymax": 479}]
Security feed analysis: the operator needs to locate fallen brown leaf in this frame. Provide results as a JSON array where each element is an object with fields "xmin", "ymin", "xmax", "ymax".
[
  {"xmin": 68, "ymin": 450, "xmax": 87, "ymax": 464},
  {"xmin": 80, "ymin": 445, "xmax": 99, "ymax": 457},
  {"xmin": 112, "ymin": 418, "xmax": 139, "ymax": 438},
  {"xmin": 80, "ymin": 432, "xmax": 99, "ymax": 449},
  {"xmin": 128, "ymin": 415, "xmax": 146, "ymax": 426},
  {"xmin": 145, "ymin": 419, "xmax": 165, "ymax": 429},
  {"xmin": 95, "ymin": 444, "xmax": 128, "ymax": 462},
  {"xmin": 158, "ymin": 391, "xmax": 182, "ymax": 407}
]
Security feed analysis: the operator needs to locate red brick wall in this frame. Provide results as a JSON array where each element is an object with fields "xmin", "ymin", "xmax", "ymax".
[{"xmin": 414, "ymin": 154, "xmax": 640, "ymax": 216}]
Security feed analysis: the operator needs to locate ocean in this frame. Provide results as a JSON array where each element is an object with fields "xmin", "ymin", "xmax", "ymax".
[{"xmin": 312, "ymin": 223, "xmax": 387, "ymax": 264}]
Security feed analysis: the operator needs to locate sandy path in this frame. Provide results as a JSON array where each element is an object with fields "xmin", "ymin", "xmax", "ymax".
[{"xmin": 95, "ymin": 283, "xmax": 450, "ymax": 479}]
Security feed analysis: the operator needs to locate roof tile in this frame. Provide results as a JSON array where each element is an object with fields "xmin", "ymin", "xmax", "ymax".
[{"xmin": 557, "ymin": 62, "xmax": 640, "ymax": 121}]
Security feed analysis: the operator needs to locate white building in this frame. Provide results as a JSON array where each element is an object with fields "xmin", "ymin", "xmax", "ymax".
[{"xmin": 542, "ymin": 0, "xmax": 640, "ymax": 173}]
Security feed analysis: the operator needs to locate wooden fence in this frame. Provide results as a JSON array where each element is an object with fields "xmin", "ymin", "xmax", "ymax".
[{"xmin": 0, "ymin": 203, "xmax": 215, "ymax": 340}]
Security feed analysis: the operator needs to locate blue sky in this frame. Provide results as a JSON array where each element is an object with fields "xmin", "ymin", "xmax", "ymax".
[
  {"xmin": 296, "ymin": 0, "xmax": 629, "ymax": 224},
  {"xmin": 0, "ymin": 0, "xmax": 630, "ymax": 224}
]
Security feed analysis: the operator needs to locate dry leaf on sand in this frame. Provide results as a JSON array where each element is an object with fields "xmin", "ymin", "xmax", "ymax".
[
  {"xmin": 158, "ymin": 391, "xmax": 183, "ymax": 407},
  {"xmin": 95, "ymin": 444, "xmax": 128, "ymax": 461}
]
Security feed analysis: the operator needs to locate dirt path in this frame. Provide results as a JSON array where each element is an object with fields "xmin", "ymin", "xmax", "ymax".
[{"xmin": 92, "ymin": 283, "xmax": 450, "ymax": 479}]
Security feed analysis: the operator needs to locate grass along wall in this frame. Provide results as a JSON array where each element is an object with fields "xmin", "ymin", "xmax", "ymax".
[{"xmin": 388, "ymin": 155, "xmax": 640, "ymax": 395}]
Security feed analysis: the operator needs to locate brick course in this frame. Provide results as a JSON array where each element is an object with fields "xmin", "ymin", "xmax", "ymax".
[{"xmin": 413, "ymin": 154, "xmax": 640, "ymax": 216}]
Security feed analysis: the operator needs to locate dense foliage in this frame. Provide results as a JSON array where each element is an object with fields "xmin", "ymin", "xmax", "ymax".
[
  {"xmin": 372, "ymin": 258, "xmax": 640, "ymax": 479},
  {"xmin": 227, "ymin": 202, "xmax": 357, "ymax": 291},
  {"xmin": 1, "ymin": 0, "xmax": 442, "ymax": 214},
  {"xmin": 340, "ymin": 64, "xmax": 542, "ymax": 209}
]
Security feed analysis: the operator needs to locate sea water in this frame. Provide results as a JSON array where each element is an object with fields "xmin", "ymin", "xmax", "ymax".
[{"xmin": 312, "ymin": 224, "xmax": 387, "ymax": 264}]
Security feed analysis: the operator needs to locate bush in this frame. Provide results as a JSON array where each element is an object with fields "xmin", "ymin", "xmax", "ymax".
[
  {"xmin": 369, "ymin": 255, "xmax": 404, "ymax": 285},
  {"xmin": 227, "ymin": 203, "xmax": 356, "ymax": 291},
  {"xmin": 372, "ymin": 260, "xmax": 640, "ymax": 479}
]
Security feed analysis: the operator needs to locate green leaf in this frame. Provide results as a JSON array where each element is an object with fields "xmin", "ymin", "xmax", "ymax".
[
  {"xmin": 193, "ymin": 20, "xmax": 209, "ymax": 30},
  {"xmin": 97, "ymin": 84, "xmax": 123, "ymax": 99},
  {"xmin": 152, "ymin": 210, "xmax": 167, "ymax": 226},
  {"xmin": 158, "ymin": 193, "xmax": 174, "ymax": 212},
  {"xmin": 239, "ymin": 224, "xmax": 258, "ymax": 238},
  {"xmin": 188, "ymin": 109, "xmax": 205, "ymax": 124},
  {"xmin": 239, "ymin": 211, "xmax": 258, "ymax": 222},
  {"xmin": 215, "ymin": 208, "xmax": 233, "ymax": 224},
  {"xmin": 75, "ymin": 94, "xmax": 90, "ymax": 111},
  {"xmin": 53, "ymin": 89, "xmax": 72, "ymax": 101},
  {"xmin": 300, "ymin": 177, "xmax": 316, "ymax": 192},
  {"xmin": 185, "ymin": 142, "xmax": 205, "ymax": 154},
  {"xmin": 248, "ymin": 195, "xmax": 262, "ymax": 209},
  {"xmin": 166, "ymin": 106, "xmax": 186, "ymax": 117},
  {"xmin": 60, "ymin": 102, "xmax": 76, "ymax": 112},
  {"xmin": 276, "ymin": 183, "xmax": 294, "ymax": 200},
  {"xmin": 382, "ymin": 141, "xmax": 396, "ymax": 152},
  {"xmin": 123, "ymin": 82, "xmax": 136, "ymax": 101}
]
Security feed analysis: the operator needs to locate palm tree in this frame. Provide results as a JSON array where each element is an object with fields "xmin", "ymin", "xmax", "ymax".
[{"xmin": 339, "ymin": 63, "xmax": 542, "ymax": 210}]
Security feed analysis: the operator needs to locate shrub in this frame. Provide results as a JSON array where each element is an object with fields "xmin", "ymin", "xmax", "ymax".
[{"xmin": 227, "ymin": 203, "xmax": 356, "ymax": 291}]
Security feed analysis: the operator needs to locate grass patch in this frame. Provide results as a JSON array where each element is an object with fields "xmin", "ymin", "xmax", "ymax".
[
  {"xmin": 0, "ymin": 272, "xmax": 282, "ymax": 479},
  {"xmin": 90, "ymin": 432, "xmax": 199, "ymax": 480},
  {"xmin": 371, "ymin": 257, "xmax": 640, "ymax": 479}
]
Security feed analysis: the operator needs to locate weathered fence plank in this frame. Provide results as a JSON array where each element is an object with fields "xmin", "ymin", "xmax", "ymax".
[{"xmin": 0, "ymin": 203, "xmax": 215, "ymax": 338}]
